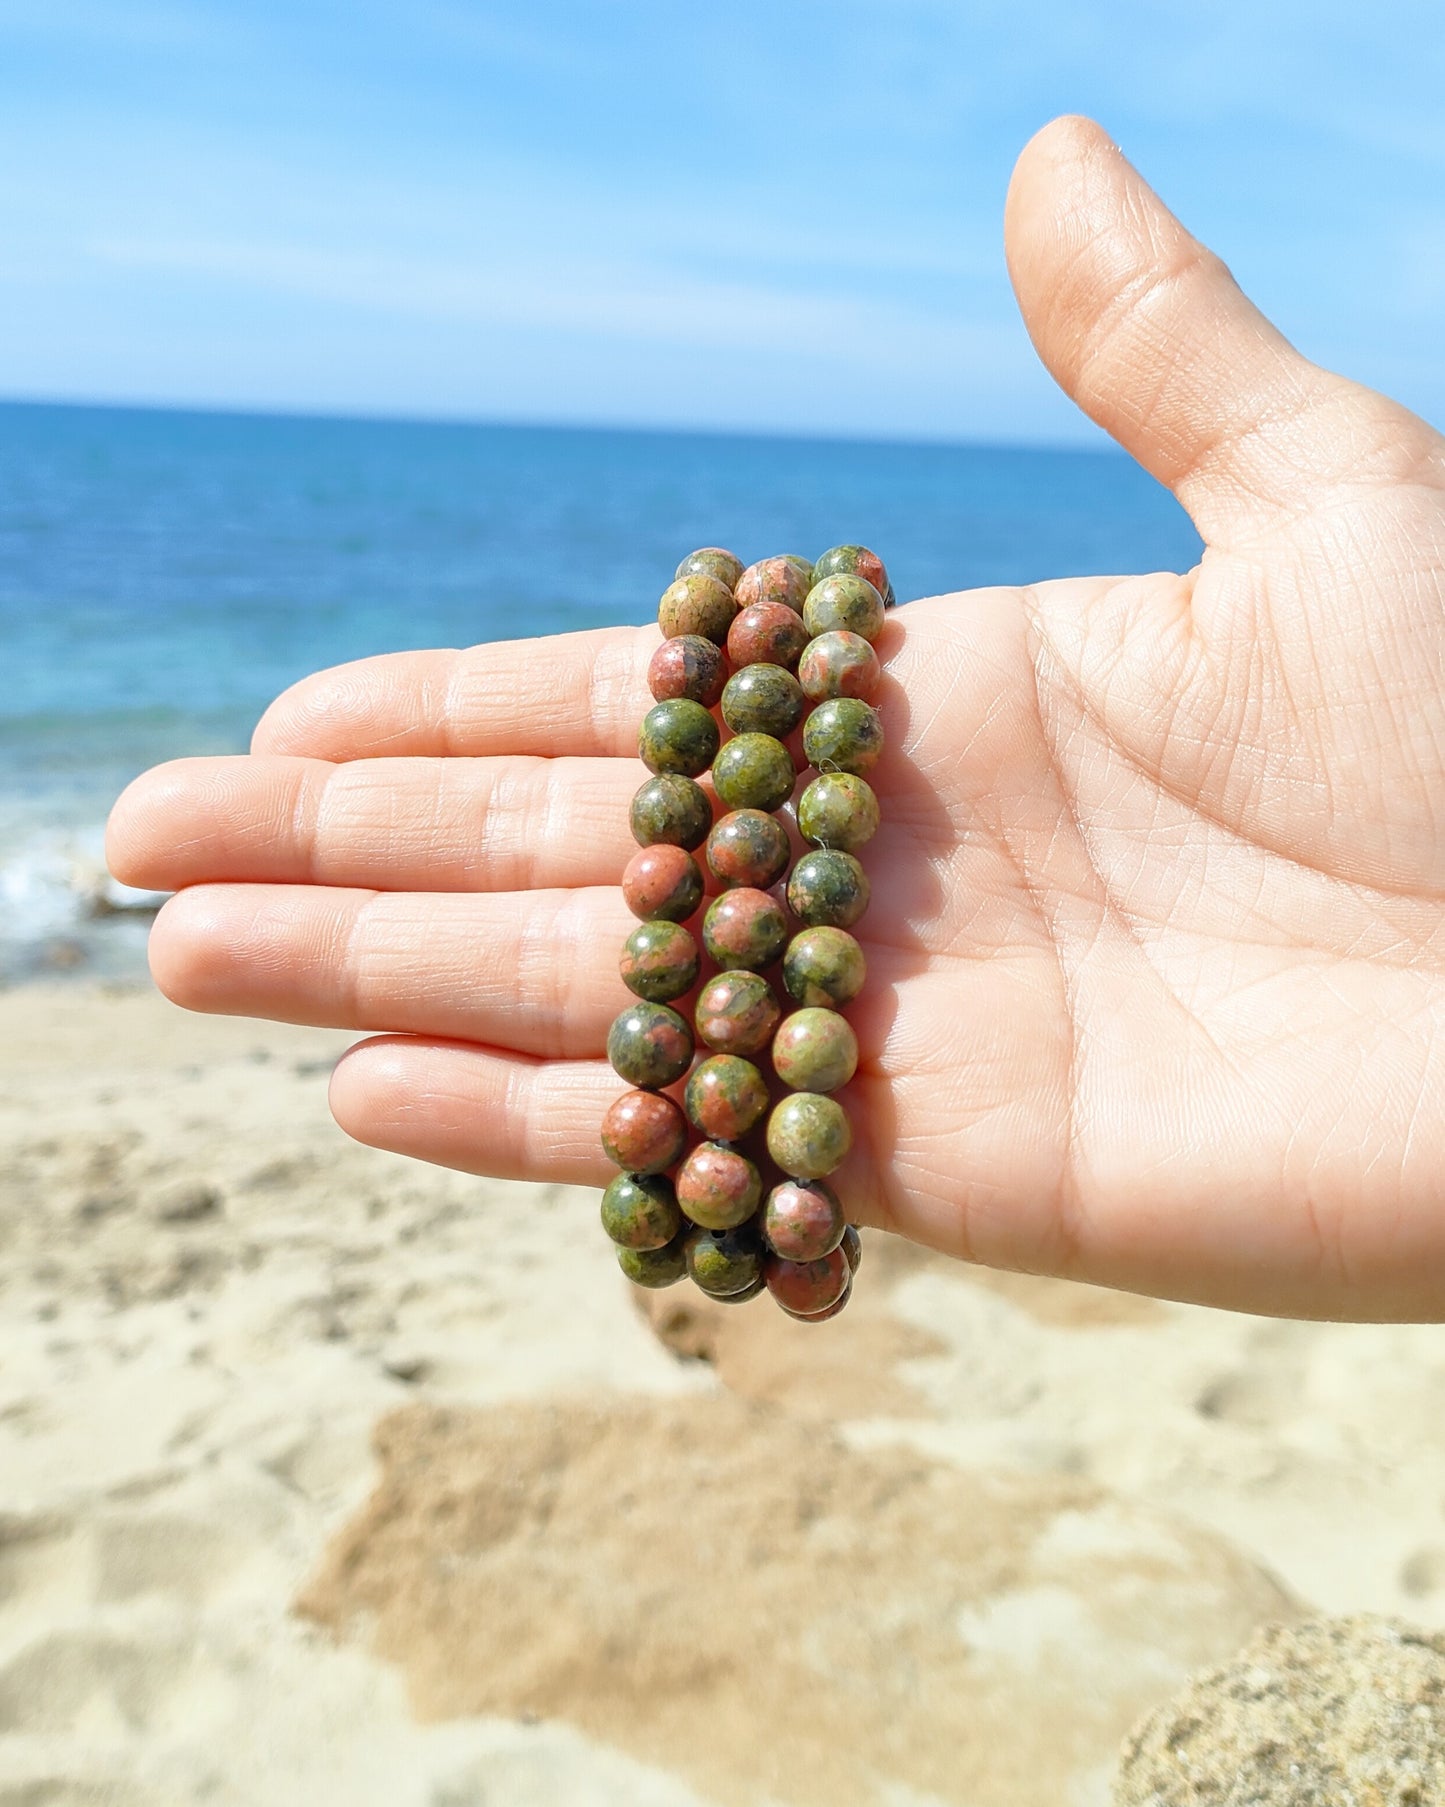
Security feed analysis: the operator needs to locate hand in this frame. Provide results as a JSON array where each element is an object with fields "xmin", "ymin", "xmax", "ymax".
[{"xmin": 107, "ymin": 117, "xmax": 1445, "ymax": 1320}]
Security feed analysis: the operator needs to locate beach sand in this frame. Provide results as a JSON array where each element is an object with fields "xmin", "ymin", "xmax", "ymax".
[{"xmin": 3, "ymin": 984, "xmax": 1444, "ymax": 1805}]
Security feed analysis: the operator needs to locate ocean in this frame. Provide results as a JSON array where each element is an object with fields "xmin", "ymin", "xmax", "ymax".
[{"xmin": 0, "ymin": 400, "xmax": 1203, "ymax": 982}]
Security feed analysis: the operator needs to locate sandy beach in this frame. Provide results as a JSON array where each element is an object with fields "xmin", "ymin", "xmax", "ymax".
[{"xmin": 3, "ymin": 982, "xmax": 1445, "ymax": 1805}]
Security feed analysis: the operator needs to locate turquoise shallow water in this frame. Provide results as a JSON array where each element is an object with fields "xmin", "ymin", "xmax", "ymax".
[{"xmin": 0, "ymin": 400, "xmax": 1202, "ymax": 979}]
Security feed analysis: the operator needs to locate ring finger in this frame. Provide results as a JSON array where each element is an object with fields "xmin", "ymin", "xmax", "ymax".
[{"xmin": 150, "ymin": 882, "xmax": 637, "ymax": 1055}]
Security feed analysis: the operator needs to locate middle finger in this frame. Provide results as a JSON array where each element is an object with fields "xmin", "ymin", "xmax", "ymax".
[
  {"xmin": 109, "ymin": 751, "xmax": 648, "ymax": 895},
  {"xmin": 150, "ymin": 881, "xmax": 636, "ymax": 1055}
]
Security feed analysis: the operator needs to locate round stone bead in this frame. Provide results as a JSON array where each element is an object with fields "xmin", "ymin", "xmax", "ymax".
[
  {"xmin": 798, "ymin": 630, "xmax": 880, "ymax": 703},
  {"xmin": 674, "ymin": 546, "xmax": 744, "ymax": 592},
  {"xmin": 712, "ymin": 732, "xmax": 795, "ymax": 813},
  {"xmin": 727, "ymin": 600, "xmax": 810, "ymax": 672},
  {"xmin": 658, "ymin": 573, "xmax": 737, "ymax": 644},
  {"xmin": 779, "ymin": 554, "xmax": 815, "ymax": 588},
  {"xmin": 685, "ymin": 1222, "xmax": 765, "ymax": 1296},
  {"xmin": 617, "ymin": 1231, "xmax": 689, "ymax": 1289},
  {"xmin": 766, "ymin": 1091, "xmax": 851, "ymax": 1179},
  {"xmin": 620, "ymin": 920, "xmax": 699, "ymax": 1003},
  {"xmin": 622, "ymin": 844, "xmax": 704, "ymax": 923},
  {"xmin": 779, "ymin": 1275, "xmax": 852, "ymax": 1322},
  {"xmin": 694, "ymin": 970, "xmax": 782, "ymax": 1055},
  {"xmin": 762, "ymin": 1177, "xmax": 845, "ymax": 1262},
  {"xmin": 706, "ymin": 809, "xmax": 790, "ymax": 891},
  {"xmin": 703, "ymin": 887, "xmax": 789, "ymax": 971},
  {"xmin": 639, "ymin": 697, "xmax": 720, "ymax": 778},
  {"xmin": 841, "ymin": 1224, "xmax": 863, "ymax": 1272},
  {"xmin": 802, "ymin": 698, "xmax": 883, "ymax": 777},
  {"xmin": 601, "ymin": 1172, "xmax": 683, "ymax": 1250},
  {"xmin": 601, "ymin": 1090, "xmax": 687, "ymax": 1173},
  {"xmin": 811, "ymin": 544, "xmax": 892, "ymax": 608},
  {"xmin": 648, "ymin": 634, "xmax": 726, "ymax": 707},
  {"xmin": 607, "ymin": 1001, "xmax": 693, "ymax": 1089},
  {"xmin": 764, "ymin": 1244, "xmax": 851, "ymax": 1315},
  {"xmin": 735, "ymin": 556, "xmax": 811, "ymax": 615},
  {"xmin": 797, "ymin": 772, "xmax": 879, "ymax": 853},
  {"xmin": 630, "ymin": 774, "xmax": 712, "ymax": 850},
  {"xmin": 685, "ymin": 1054, "xmax": 770, "ymax": 1141},
  {"xmin": 787, "ymin": 850, "xmax": 870, "ymax": 928},
  {"xmin": 677, "ymin": 1142, "xmax": 763, "ymax": 1231},
  {"xmin": 803, "ymin": 574, "xmax": 886, "ymax": 644},
  {"xmin": 720, "ymin": 663, "xmax": 805, "ymax": 739},
  {"xmin": 772, "ymin": 1008, "xmax": 858, "ymax": 1094},
  {"xmin": 783, "ymin": 926, "xmax": 866, "ymax": 1008}
]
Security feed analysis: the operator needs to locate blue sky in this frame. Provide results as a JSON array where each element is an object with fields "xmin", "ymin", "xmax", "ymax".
[{"xmin": 0, "ymin": 1, "xmax": 1441, "ymax": 443}]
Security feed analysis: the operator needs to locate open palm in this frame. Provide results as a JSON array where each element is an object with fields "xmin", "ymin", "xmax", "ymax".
[{"xmin": 108, "ymin": 119, "xmax": 1445, "ymax": 1319}]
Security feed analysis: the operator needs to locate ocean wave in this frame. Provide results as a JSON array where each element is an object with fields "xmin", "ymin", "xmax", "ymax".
[{"xmin": 0, "ymin": 823, "xmax": 164, "ymax": 981}]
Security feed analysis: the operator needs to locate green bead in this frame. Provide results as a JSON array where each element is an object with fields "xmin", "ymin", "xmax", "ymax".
[
  {"xmin": 674, "ymin": 547, "xmax": 744, "ymax": 591},
  {"xmin": 638, "ymin": 698, "xmax": 720, "ymax": 778},
  {"xmin": 601, "ymin": 1173, "xmax": 684, "ymax": 1250},
  {"xmin": 620, "ymin": 920, "xmax": 699, "ymax": 1002},
  {"xmin": 720, "ymin": 663, "xmax": 805, "ymax": 738},
  {"xmin": 766, "ymin": 1092, "xmax": 852, "ymax": 1179},
  {"xmin": 658, "ymin": 573, "xmax": 737, "ymax": 643},
  {"xmin": 630, "ymin": 774, "xmax": 712, "ymax": 850},
  {"xmin": 618, "ymin": 1231, "xmax": 689, "ymax": 1288},
  {"xmin": 797, "ymin": 772, "xmax": 879, "ymax": 852},
  {"xmin": 803, "ymin": 574, "xmax": 886, "ymax": 644},
  {"xmin": 607, "ymin": 1001, "xmax": 693, "ymax": 1088},
  {"xmin": 783, "ymin": 927, "xmax": 866, "ymax": 1008},
  {"xmin": 685, "ymin": 1222, "xmax": 764, "ymax": 1296},
  {"xmin": 787, "ymin": 850, "xmax": 870, "ymax": 928},
  {"xmin": 713, "ymin": 1271, "xmax": 767, "ymax": 1304},
  {"xmin": 802, "ymin": 698, "xmax": 883, "ymax": 777},
  {"xmin": 771, "ymin": 1008, "xmax": 858, "ymax": 1094},
  {"xmin": 712, "ymin": 732, "xmax": 795, "ymax": 812},
  {"xmin": 703, "ymin": 887, "xmax": 789, "ymax": 970}
]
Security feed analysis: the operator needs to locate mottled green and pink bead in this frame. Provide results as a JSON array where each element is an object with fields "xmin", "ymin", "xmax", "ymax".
[
  {"xmin": 674, "ymin": 546, "xmax": 744, "ymax": 592},
  {"xmin": 803, "ymin": 574, "xmax": 885, "ymax": 644},
  {"xmin": 685, "ymin": 1055, "xmax": 770, "ymax": 1141},
  {"xmin": 812, "ymin": 544, "xmax": 892, "ymax": 609},
  {"xmin": 620, "ymin": 920, "xmax": 699, "ymax": 1002},
  {"xmin": 658, "ymin": 573, "xmax": 737, "ymax": 643},
  {"xmin": 622, "ymin": 844, "xmax": 703, "ymax": 922},
  {"xmin": 601, "ymin": 1090, "xmax": 687, "ymax": 1173},
  {"xmin": 735, "ymin": 556, "xmax": 811, "ymax": 615},
  {"xmin": 766, "ymin": 1091, "xmax": 852, "ymax": 1179},
  {"xmin": 601, "ymin": 1172, "xmax": 684, "ymax": 1250},
  {"xmin": 707, "ymin": 808, "xmax": 789, "ymax": 890},
  {"xmin": 763, "ymin": 1177, "xmax": 845, "ymax": 1262},
  {"xmin": 798, "ymin": 630, "xmax": 880, "ymax": 703},
  {"xmin": 721, "ymin": 663, "xmax": 805, "ymax": 738},
  {"xmin": 797, "ymin": 772, "xmax": 879, "ymax": 853},
  {"xmin": 607, "ymin": 1001, "xmax": 693, "ymax": 1089},
  {"xmin": 787, "ymin": 849, "xmax": 870, "ymax": 928},
  {"xmin": 618, "ymin": 1231, "xmax": 689, "ymax": 1288},
  {"xmin": 639, "ymin": 698, "xmax": 720, "ymax": 777},
  {"xmin": 677, "ymin": 1141, "xmax": 763, "ymax": 1230},
  {"xmin": 772, "ymin": 1008, "xmax": 858, "ymax": 1094},
  {"xmin": 728, "ymin": 601, "xmax": 810, "ymax": 672},
  {"xmin": 694, "ymin": 970, "xmax": 782, "ymax": 1055},
  {"xmin": 802, "ymin": 698, "xmax": 883, "ymax": 777},
  {"xmin": 712, "ymin": 732, "xmax": 795, "ymax": 813},
  {"xmin": 783, "ymin": 927, "xmax": 866, "ymax": 1009},
  {"xmin": 648, "ymin": 634, "xmax": 726, "ymax": 707},
  {"xmin": 703, "ymin": 887, "xmax": 789, "ymax": 971},
  {"xmin": 764, "ymin": 1244, "xmax": 852, "ymax": 1315},
  {"xmin": 631, "ymin": 774, "xmax": 712, "ymax": 850},
  {"xmin": 685, "ymin": 1222, "xmax": 765, "ymax": 1296}
]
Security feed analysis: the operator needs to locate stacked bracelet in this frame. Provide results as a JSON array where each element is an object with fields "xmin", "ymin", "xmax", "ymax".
[{"xmin": 601, "ymin": 545, "xmax": 890, "ymax": 1324}]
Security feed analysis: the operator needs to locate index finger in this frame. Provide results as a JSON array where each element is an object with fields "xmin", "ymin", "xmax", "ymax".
[{"xmin": 252, "ymin": 623, "xmax": 659, "ymax": 762}]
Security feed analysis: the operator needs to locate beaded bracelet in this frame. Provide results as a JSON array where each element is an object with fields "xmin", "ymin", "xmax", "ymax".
[{"xmin": 600, "ymin": 544, "xmax": 891, "ymax": 1324}]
